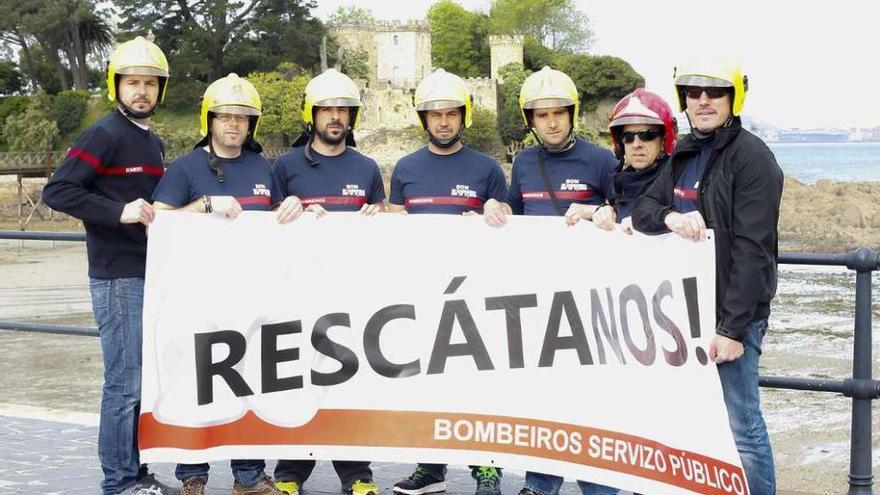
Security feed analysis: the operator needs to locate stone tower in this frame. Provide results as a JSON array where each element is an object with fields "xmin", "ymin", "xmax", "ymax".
[
  {"xmin": 489, "ymin": 35, "xmax": 524, "ymax": 81},
  {"xmin": 375, "ymin": 20, "xmax": 432, "ymax": 89}
]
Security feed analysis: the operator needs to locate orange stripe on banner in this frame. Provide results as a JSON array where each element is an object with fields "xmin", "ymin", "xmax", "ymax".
[{"xmin": 140, "ymin": 410, "xmax": 746, "ymax": 495}]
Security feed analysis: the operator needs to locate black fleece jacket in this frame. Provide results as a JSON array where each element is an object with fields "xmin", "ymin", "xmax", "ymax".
[{"xmin": 632, "ymin": 117, "xmax": 784, "ymax": 340}]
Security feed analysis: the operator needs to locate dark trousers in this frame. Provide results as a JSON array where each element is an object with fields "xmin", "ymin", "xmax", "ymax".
[{"xmin": 275, "ymin": 460, "xmax": 373, "ymax": 487}]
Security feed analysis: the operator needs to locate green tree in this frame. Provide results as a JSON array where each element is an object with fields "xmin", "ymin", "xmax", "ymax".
[
  {"xmin": 247, "ymin": 68, "xmax": 310, "ymax": 145},
  {"xmin": 0, "ymin": 61, "xmax": 23, "ymax": 95},
  {"xmin": 489, "ymin": 0, "xmax": 593, "ymax": 53},
  {"xmin": 238, "ymin": 0, "xmax": 327, "ymax": 74},
  {"xmin": 495, "ymin": 62, "xmax": 531, "ymax": 156},
  {"xmin": 1, "ymin": 1, "xmax": 113, "ymax": 91},
  {"xmin": 465, "ymin": 106, "xmax": 505, "ymax": 161},
  {"xmin": 0, "ymin": 2, "xmax": 40, "ymax": 89},
  {"xmin": 427, "ymin": 0, "xmax": 489, "ymax": 77},
  {"xmin": 2, "ymin": 91, "xmax": 59, "ymax": 150},
  {"xmin": 522, "ymin": 36, "xmax": 557, "ymax": 72},
  {"xmin": 151, "ymin": 121, "xmax": 201, "ymax": 152},
  {"xmin": 557, "ymin": 54, "xmax": 644, "ymax": 112},
  {"xmin": 328, "ymin": 6, "xmax": 373, "ymax": 25},
  {"xmin": 50, "ymin": 89, "xmax": 89, "ymax": 134},
  {"xmin": 340, "ymin": 49, "xmax": 370, "ymax": 80},
  {"xmin": 117, "ymin": 0, "xmax": 325, "ymax": 82}
]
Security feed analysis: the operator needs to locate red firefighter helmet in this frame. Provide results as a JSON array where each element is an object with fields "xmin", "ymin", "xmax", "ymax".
[{"xmin": 608, "ymin": 88, "xmax": 677, "ymax": 158}]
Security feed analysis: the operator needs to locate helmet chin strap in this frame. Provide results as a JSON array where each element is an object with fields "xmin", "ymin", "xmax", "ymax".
[
  {"xmin": 207, "ymin": 134, "xmax": 225, "ymax": 183},
  {"xmin": 427, "ymin": 125, "xmax": 464, "ymax": 149},
  {"xmin": 119, "ymin": 102, "xmax": 157, "ymax": 120}
]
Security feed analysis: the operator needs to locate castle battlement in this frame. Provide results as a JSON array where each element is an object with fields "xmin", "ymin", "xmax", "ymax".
[
  {"xmin": 329, "ymin": 19, "xmax": 430, "ymax": 32},
  {"xmin": 488, "ymin": 35, "xmax": 525, "ymax": 46}
]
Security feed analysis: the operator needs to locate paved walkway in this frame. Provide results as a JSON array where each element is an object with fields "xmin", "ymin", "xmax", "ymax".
[
  {"xmin": 0, "ymin": 412, "xmax": 821, "ymax": 495},
  {"xmin": 0, "ymin": 413, "xmax": 584, "ymax": 495}
]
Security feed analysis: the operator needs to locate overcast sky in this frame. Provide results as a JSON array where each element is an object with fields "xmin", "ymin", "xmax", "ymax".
[{"xmin": 311, "ymin": 0, "xmax": 880, "ymax": 129}]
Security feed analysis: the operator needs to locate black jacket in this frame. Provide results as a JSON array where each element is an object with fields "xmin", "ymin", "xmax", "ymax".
[
  {"xmin": 631, "ymin": 117, "xmax": 783, "ymax": 340},
  {"xmin": 611, "ymin": 156, "xmax": 667, "ymax": 221}
]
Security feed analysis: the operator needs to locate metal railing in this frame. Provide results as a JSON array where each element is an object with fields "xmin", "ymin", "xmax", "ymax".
[
  {"xmin": 0, "ymin": 148, "xmax": 293, "ymax": 176},
  {"xmin": 1, "ymin": 230, "xmax": 878, "ymax": 494}
]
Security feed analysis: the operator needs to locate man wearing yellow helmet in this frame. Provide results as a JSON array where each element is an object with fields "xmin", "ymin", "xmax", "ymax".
[
  {"xmin": 632, "ymin": 60, "xmax": 782, "ymax": 495},
  {"xmin": 271, "ymin": 69, "xmax": 382, "ymax": 495},
  {"xmin": 506, "ymin": 67, "xmax": 617, "ymax": 226},
  {"xmin": 389, "ymin": 68, "xmax": 507, "ymax": 495},
  {"xmin": 272, "ymin": 69, "xmax": 385, "ymax": 224},
  {"xmin": 509, "ymin": 66, "xmax": 618, "ymax": 495},
  {"xmin": 387, "ymin": 69, "xmax": 508, "ymax": 227},
  {"xmin": 152, "ymin": 73, "xmax": 290, "ymax": 495},
  {"xmin": 42, "ymin": 35, "xmax": 177, "ymax": 495}
]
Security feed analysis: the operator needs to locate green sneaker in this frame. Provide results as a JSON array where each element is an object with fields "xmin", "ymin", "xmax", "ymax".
[
  {"xmin": 474, "ymin": 466, "xmax": 501, "ymax": 495},
  {"xmin": 351, "ymin": 479, "xmax": 379, "ymax": 495},
  {"xmin": 275, "ymin": 480, "xmax": 300, "ymax": 495}
]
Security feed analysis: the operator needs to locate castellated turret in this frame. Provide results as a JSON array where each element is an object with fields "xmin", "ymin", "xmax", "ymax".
[{"xmin": 489, "ymin": 35, "xmax": 524, "ymax": 82}]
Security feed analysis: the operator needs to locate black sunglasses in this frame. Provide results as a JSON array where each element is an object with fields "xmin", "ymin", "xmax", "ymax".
[
  {"xmin": 683, "ymin": 86, "xmax": 730, "ymax": 99},
  {"xmin": 621, "ymin": 129, "xmax": 662, "ymax": 144}
]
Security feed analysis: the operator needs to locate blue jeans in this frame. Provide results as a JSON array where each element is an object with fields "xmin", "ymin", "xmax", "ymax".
[
  {"xmin": 717, "ymin": 319, "xmax": 776, "ymax": 495},
  {"xmin": 176, "ymin": 460, "xmax": 268, "ymax": 487},
  {"xmin": 523, "ymin": 472, "xmax": 618, "ymax": 495},
  {"xmin": 90, "ymin": 277, "xmax": 147, "ymax": 495}
]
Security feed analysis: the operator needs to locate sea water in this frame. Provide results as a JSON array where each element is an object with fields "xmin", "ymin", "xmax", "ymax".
[{"xmin": 769, "ymin": 142, "xmax": 880, "ymax": 183}]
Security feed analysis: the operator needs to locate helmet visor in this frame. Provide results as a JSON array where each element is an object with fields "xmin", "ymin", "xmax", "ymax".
[
  {"xmin": 315, "ymin": 97, "xmax": 361, "ymax": 108},
  {"xmin": 522, "ymin": 97, "xmax": 576, "ymax": 110},
  {"xmin": 675, "ymin": 74, "xmax": 732, "ymax": 88},
  {"xmin": 609, "ymin": 115, "xmax": 664, "ymax": 128},
  {"xmin": 417, "ymin": 99, "xmax": 465, "ymax": 111},
  {"xmin": 210, "ymin": 104, "xmax": 261, "ymax": 116},
  {"xmin": 116, "ymin": 65, "xmax": 169, "ymax": 77}
]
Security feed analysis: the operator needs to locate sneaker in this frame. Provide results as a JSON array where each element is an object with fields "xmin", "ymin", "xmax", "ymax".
[
  {"xmin": 351, "ymin": 479, "xmax": 379, "ymax": 495},
  {"xmin": 181, "ymin": 477, "xmax": 206, "ymax": 495},
  {"xmin": 275, "ymin": 480, "xmax": 300, "ymax": 495},
  {"xmin": 474, "ymin": 467, "xmax": 501, "ymax": 495},
  {"xmin": 393, "ymin": 467, "xmax": 446, "ymax": 495},
  {"xmin": 120, "ymin": 473, "xmax": 181, "ymax": 495},
  {"xmin": 233, "ymin": 477, "xmax": 284, "ymax": 495}
]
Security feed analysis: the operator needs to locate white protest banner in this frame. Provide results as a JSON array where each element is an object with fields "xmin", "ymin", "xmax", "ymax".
[{"xmin": 140, "ymin": 211, "xmax": 746, "ymax": 495}]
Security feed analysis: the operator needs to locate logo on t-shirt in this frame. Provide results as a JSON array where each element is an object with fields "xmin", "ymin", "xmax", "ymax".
[
  {"xmin": 451, "ymin": 184, "xmax": 477, "ymax": 198},
  {"xmin": 560, "ymin": 179, "xmax": 591, "ymax": 191},
  {"xmin": 342, "ymin": 184, "xmax": 366, "ymax": 197},
  {"xmin": 253, "ymin": 184, "xmax": 271, "ymax": 197}
]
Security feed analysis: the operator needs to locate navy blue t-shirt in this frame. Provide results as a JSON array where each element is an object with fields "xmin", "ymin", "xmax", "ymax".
[
  {"xmin": 273, "ymin": 146, "xmax": 385, "ymax": 212},
  {"xmin": 153, "ymin": 148, "xmax": 281, "ymax": 211},
  {"xmin": 507, "ymin": 138, "xmax": 617, "ymax": 216},
  {"xmin": 673, "ymin": 141, "xmax": 712, "ymax": 214},
  {"xmin": 390, "ymin": 145, "xmax": 508, "ymax": 215}
]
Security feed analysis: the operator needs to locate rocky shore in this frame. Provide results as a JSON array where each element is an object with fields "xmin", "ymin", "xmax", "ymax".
[{"xmin": 779, "ymin": 176, "xmax": 880, "ymax": 253}]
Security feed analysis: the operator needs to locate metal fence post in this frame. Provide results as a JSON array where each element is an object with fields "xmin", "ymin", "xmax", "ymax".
[{"xmin": 846, "ymin": 247, "xmax": 878, "ymax": 495}]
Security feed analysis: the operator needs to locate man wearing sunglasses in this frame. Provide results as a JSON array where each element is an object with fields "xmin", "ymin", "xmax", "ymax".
[
  {"xmin": 594, "ymin": 89, "xmax": 678, "ymax": 234},
  {"xmin": 632, "ymin": 61, "xmax": 783, "ymax": 495}
]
